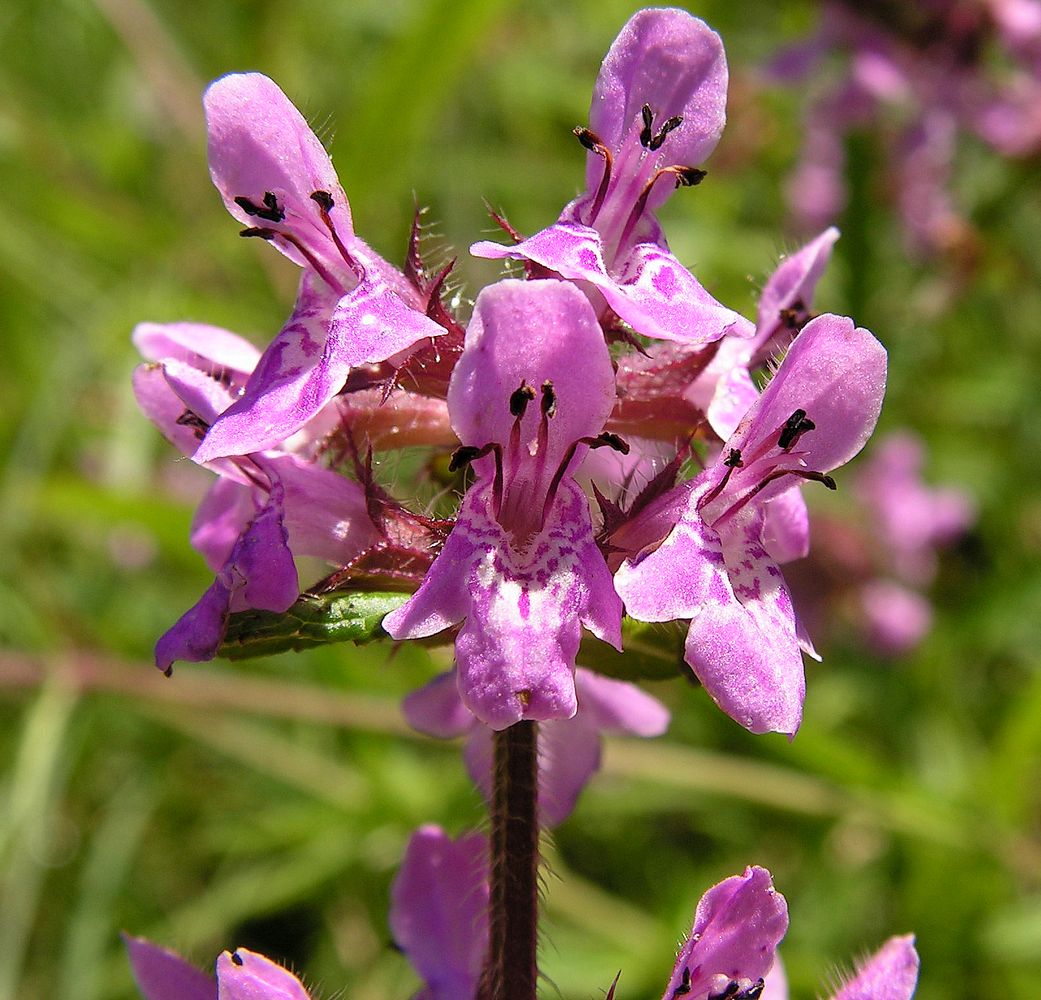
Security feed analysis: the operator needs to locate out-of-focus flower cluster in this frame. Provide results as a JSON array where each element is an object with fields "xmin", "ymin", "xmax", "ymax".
[
  {"xmin": 772, "ymin": 0, "xmax": 1041, "ymax": 255},
  {"xmin": 128, "ymin": 7, "xmax": 929, "ymax": 997},
  {"xmin": 785, "ymin": 430, "xmax": 975, "ymax": 656}
]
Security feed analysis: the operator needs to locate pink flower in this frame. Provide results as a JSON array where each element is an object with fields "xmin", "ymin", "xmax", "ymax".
[
  {"xmin": 124, "ymin": 935, "xmax": 313, "ymax": 1000},
  {"xmin": 615, "ymin": 315, "xmax": 887, "ymax": 735},
  {"xmin": 658, "ymin": 867, "xmax": 788, "ymax": 1000},
  {"xmin": 133, "ymin": 322, "xmax": 380, "ymax": 671},
  {"xmin": 193, "ymin": 73, "xmax": 444, "ymax": 461},
  {"xmin": 403, "ymin": 667, "xmax": 669, "ymax": 826},
  {"xmin": 389, "ymin": 826, "xmax": 489, "ymax": 1000},
  {"xmin": 384, "ymin": 280, "xmax": 624, "ymax": 730},
  {"xmin": 762, "ymin": 935, "xmax": 919, "ymax": 1000},
  {"xmin": 472, "ymin": 9, "xmax": 741, "ymax": 346}
]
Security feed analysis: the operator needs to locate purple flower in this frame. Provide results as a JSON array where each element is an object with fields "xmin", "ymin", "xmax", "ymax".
[
  {"xmin": 403, "ymin": 666, "xmax": 669, "ymax": 826},
  {"xmin": 772, "ymin": 3, "xmax": 1041, "ymax": 254},
  {"xmin": 389, "ymin": 825, "xmax": 489, "ymax": 1000},
  {"xmin": 124, "ymin": 935, "xmax": 313, "ymax": 1000},
  {"xmin": 133, "ymin": 323, "xmax": 380, "ymax": 671},
  {"xmin": 686, "ymin": 227, "xmax": 840, "ymax": 441},
  {"xmin": 193, "ymin": 73, "xmax": 444, "ymax": 461},
  {"xmin": 854, "ymin": 432, "xmax": 975, "ymax": 586},
  {"xmin": 761, "ymin": 935, "xmax": 919, "ymax": 1000},
  {"xmin": 383, "ymin": 279, "xmax": 624, "ymax": 730},
  {"xmin": 471, "ymin": 9, "xmax": 741, "ymax": 346},
  {"xmin": 615, "ymin": 315, "xmax": 887, "ymax": 735},
  {"xmin": 659, "ymin": 866, "xmax": 788, "ymax": 1000}
]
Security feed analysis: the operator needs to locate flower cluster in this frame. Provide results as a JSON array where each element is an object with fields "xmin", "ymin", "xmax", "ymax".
[
  {"xmin": 772, "ymin": 0, "xmax": 1041, "ymax": 254},
  {"xmin": 128, "ymin": 7, "xmax": 921, "ymax": 998}
]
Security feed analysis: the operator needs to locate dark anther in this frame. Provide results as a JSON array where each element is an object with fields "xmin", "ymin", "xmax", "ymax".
[
  {"xmin": 230, "ymin": 952, "xmax": 244, "ymax": 967},
  {"xmin": 449, "ymin": 445, "xmax": 483, "ymax": 473},
  {"xmin": 310, "ymin": 189, "xmax": 335, "ymax": 212},
  {"xmin": 670, "ymin": 966, "xmax": 693, "ymax": 998},
  {"xmin": 509, "ymin": 381, "xmax": 537, "ymax": 417},
  {"xmin": 673, "ymin": 166, "xmax": 707, "ymax": 188},
  {"xmin": 541, "ymin": 381, "xmax": 557, "ymax": 418},
  {"xmin": 707, "ymin": 982, "xmax": 739, "ymax": 1000},
  {"xmin": 234, "ymin": 191, "xmax": 284, "ymax": 223},
  {"xmin": 737, "ymin": 980, "xmax": 765, "ymax": 1000},
  {"xmin": 648, "ymin": 115, "xmax": 683, "ymax": 150},
  {"xmin": 778, "ymin": 408, "xmax": 816, "ymax": 449},
  {"xmin": 640, "ymin": 104, "xmax": 655, "ymax": 147},
  {"xmin": 724, "ymin": 447, "xmax": 744, "ymax": 468},
  {"xmin": 573, "ymin": 126, "xmax": 599, "ymax": 151},
  {"xmin": 175, "ymin": 410, "xmax": 210, "ymax": 440},
  {"xmin": 239, "ymin": 226, "xmax": 276, "ymax": 240},
  {"xmin": 590, "ymin": 432, "xmax": 630, "ymax": 454}
]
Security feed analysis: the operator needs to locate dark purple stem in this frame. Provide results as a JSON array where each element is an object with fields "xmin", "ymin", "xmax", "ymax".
[{"xmin": 478, "ymin": 720, "xmax": 540, "ymax": 1000}]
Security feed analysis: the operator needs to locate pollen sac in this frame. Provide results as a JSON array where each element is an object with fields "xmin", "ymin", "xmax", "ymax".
[
  {"xmin": 509, "ymin": 381, "xmax": 536, "ymax": 417},
  {"xmin": 233, "ymin": 191, "xmax": 284, "ymax": 223},
  {"xmin": 541, "ymin": 381, "xmax": 557, "ymax": 417},
  {"xmin": 778, "ymin": 408, "xmax": 815, "ymax": 449},
  {"xmin": 310, "ymin": 189, "xmax": 335, "ymax": 212}
]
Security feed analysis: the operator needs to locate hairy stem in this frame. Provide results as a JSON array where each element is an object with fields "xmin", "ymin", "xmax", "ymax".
[{"xmin": 478, "ymin": 720, "xmax": 540, "ymax": 1000}]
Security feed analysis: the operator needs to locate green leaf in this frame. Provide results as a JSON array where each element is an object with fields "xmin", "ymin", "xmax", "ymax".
[
  {"xmin": 219, "ymin": 590, "xmax": 410, "ymax": 661},
  {"xmin": 579, "ymin": 618, "xmax": 687, "ymax": 682}
]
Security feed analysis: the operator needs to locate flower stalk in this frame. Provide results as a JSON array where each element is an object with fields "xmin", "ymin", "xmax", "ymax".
[{"xmin": 478, "ymin": 720, "xmax": 540, "ymax": 1000}]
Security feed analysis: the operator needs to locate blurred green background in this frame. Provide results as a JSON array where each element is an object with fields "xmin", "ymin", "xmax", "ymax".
[{"xmin": 2, "ymin": 0, "xmax": 1040, "ymax": 997}]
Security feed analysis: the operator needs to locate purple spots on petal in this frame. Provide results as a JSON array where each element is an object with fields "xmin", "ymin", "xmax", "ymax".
[
  {"xmin": 578, "ymin": 247, "xmax": 600, "ymax": 270},
  {"xmin": 651, "ymin": 263, "xmax": 678, "ymax": 298}
]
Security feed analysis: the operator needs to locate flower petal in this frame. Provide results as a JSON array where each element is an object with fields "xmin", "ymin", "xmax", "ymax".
[
  {"xmin": 728, "ymin": 313, "xmax": 887, "ymax": 501},
  {"xmin": 204, "ymin": 72, "xmax": 352, "ymax": 272},
  {"xmin": 590, "ymin": 9, "xmax": 728, "ymax": 170},
  {"xmin": 389, "ymin": 826, "xmax": 489, "ymax": 1000},
  {"xmin": 447, "ymin": 278, "xmax": 616, "ymax": 467},
  {"xmin": 190, "ymin": 478, "xmax": 254, "ymax": 573},
  {"xmin": 830, "ymin": 935, "xmax": 919, "ymax": 1000},
  {"xmin": 686, "ymin": 508, "xmax": 806, "ymax": 736},
  {"xmin": 216, "ymin": 948, "xmax": 311, "ymax": 1000},
  {"xmin": 660, "ymin": 866, "xmax": 788, "ymax": 1000},
  {"xmin": 615, "ymin": 484, "xmax": 730, "ymax": 624},
  {"xmin": 196, "ymin": 269, "xmax": 442, "ymax": 460},
  {"xmin": 754, "ymin": 227, "xmax": 839, "ymax": 339},
  {"xmin": 472, "ymin": 224, "xmax": 739, "ymax": 346},
  {"xmin": 124, "ymin": 935, "xmax": 215, "ymax": 1000},
  {"xmin": 155, "ymin": 487, "xmax": 298, "ymax": 671},
  {"xmin": 403, "ymin": 671, "xmax": 476, "ymax": 739},
  {"xmin": 132, "ymin": 321, "xmax": 261, "ymax": 383},
  {"xmin": 760, "ymin": 488, "xmax": 809, "ymax": 564},
  {"xmin": 573, "ymin": 667, "xmax": 670, "ymax": 737}
]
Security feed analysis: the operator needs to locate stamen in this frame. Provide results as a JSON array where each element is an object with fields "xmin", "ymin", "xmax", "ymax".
[
  {"xmin": 311, "ymin": 189, "xmax": 364, "ymax": 278},
  {"xmin": 230, "ymin": 952, "xmax": 245, "ymax": 967},
  {"xmin": 574, "ymin": 126, "xmax": 614, "ymax": 225},
  {"xmin": 449, "ymin": 442, "xmax": 505, "ymax": 515},
  {"xmin": 586, "ymin": 432, "xmax": 629, "ymax": 454},
  {"xmin": 175, "ymin": 409, "xmax": 210, "ymax": 440},
  {"xmin": 240, "ymin": 227, "xmax": 346, "ymax": 294},
  {"xmin": 234, "ymin": 191, "xmax": 284, "ymax": 223},
  {"xmin": 540, "ymin": 381, "xmax": 556, "ymax": 418},
  {"xmin": 616, "ymin": 165, "xmax": 707, "ymax": 250},
  {"xmin": 648, "ymin": 115, "xmax": 683, "ymax": 151},
  {"xmin": 710, "ymin": 466, "xmax": 836, "ymax": 527},
  {"xmin": 669, "ymin": 967, "xmax": 692, "ymax": 999},
  {"xmin": 540, "ymin": 432, "xmax": 629, "ymax": 528},
  {"xmin": 699, "ymin": 448, "xmax": 743, "ymax": 506},
  {"xmin": 310, "ymin": 189, "xmax": 335, "ymax": 212},
  {"xmin": 778, "ymin": 408, "xmax": 816, "ymax": 450},
  {"xmin": 639, "ymin": 104, "xmax": 655, "ymax": 148},
  {"xmin": 509, "ymin": 381, "xmax": 537, "ymax": 418}
]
